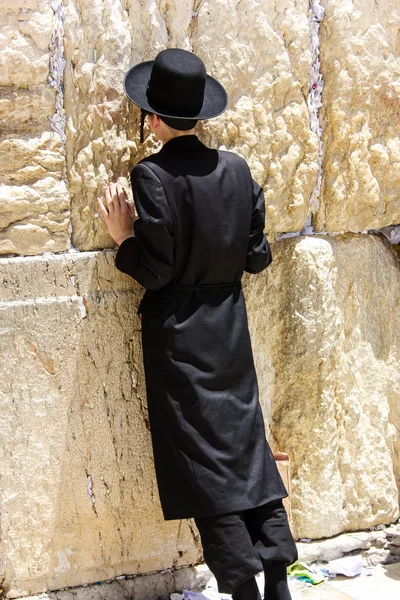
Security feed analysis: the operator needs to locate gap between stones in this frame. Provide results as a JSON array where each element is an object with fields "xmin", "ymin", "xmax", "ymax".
[
  {"xmin": 278, "ymin": 0, "xmax": 400, "ymax": 246},
  {"xmin": 48, "ymin": 0, "xmax": 73, "ymax": 251}
]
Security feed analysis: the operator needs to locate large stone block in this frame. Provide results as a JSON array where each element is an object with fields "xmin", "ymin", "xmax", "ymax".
[
  {"xmin": 0, "ymin": 1, "xmax": 53, "ymax": 88},
  {"xmin": 0, "ymin": 133, "xmax": 66, "ymax": 185},
  {"xmin": 244, "ymin": 233, "xmax": 400, "ymax": 539},
  {"xmin": 1, "ymin": 236, "xmax": 399, "ymax": 593},
  {"xmin": 0, "ymin": 252, "xmax": 201, "ymax": 598},
  {"xmin": 0, "ymin": 86, "xmax": 56, "ymax": 135},
  {"xmin": 63, "ymin": 0, "xmax": 137, "ymax": 251},
  {"xmin": 63, "ymin": 0, "xmax": 196, "ymax": 250},
  {"xmin": 0, "ymin": 174, "xmax": 70, "ymax": 255},
  {"xmin": 1, "ymin": 2, "xmax": 70, "ymax": 256},
  {"xmin": 64, "ymin": 0, "xmax": 317, "ymax": 250},
  {"xmin": 314, "ymin": 0, "xmax": 400, "ymax": 232},
  {"xmin": 193, "ymin": 0, "xmax": 318, "ymax": 235}
]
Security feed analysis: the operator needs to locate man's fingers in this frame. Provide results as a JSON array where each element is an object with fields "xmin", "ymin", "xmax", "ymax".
[
  {"xmin": 97, "ymin": 197, "xmax": 108, "ymax": 221},
  {"xmin": 111, "ymin": 182, "xmax": 122, "ymax": 212},
  {"xmin": 102, "ymin": 181, "xmax": 136, "ymax": 225},
  {"xmin": 104, "ymin": 184, "xmax": 111, "ymax": 203},
  {"xmin": 109, "ymin": 182, "xmax": 117, "ymax": 199},
  {"xmin": 108, "ymin": 182, "xmax": 119, "ymax": 210},
  {"xmin": 116, "ymin": 183, "xmax": 128, "ymax": 211},
  {"xmin": 127, "ymin": 202, "xmax": 137, "ymax": 219},
  {"xmin": 116, "ymin": 183, "xmax": 127, "ymax": 200},
  {"xmin": 104, "ymin": 184, "xmax": 115, "ymax": 213}
]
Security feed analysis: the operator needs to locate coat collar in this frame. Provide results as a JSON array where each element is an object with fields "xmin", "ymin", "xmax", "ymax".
[{"xmin": 160, "ymin": 134, "xmax": 208, "ymax": 152}]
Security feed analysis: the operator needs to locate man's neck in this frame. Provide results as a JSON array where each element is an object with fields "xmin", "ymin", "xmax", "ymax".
[{"xmin": 162, "ymin": 130, "xmax": 196, "ymax": 145}]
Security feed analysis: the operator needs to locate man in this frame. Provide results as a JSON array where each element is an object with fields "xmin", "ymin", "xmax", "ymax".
[{"xmin": 97, "ymin": 48, "xmax": 297, "ymax": 600}]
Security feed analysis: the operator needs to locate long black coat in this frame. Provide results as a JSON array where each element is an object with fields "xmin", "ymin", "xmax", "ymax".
[{"xmin": 115, "ymin": 134, "xmax": 288, "ymax": 520}]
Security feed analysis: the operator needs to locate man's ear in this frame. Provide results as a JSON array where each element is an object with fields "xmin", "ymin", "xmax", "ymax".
[{"xmin": 146, "ymin": 113, "xmax": 154, "ymax": 133}]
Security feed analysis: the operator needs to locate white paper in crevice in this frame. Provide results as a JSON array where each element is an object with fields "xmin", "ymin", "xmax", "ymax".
[
  {"xmin": 48, "ymin": 0, "xmax": 66, "ymax": 142},
  {"xmin": 277, "ymin": 2, "xmax": 325, "ymax": 242},
  {"xmin": 302, "ymin": 0, "xmax": 325, "ymax": 235},
  {"xmin": 374, "ymin": 225, "xmax": 400, "ymax": 244}
]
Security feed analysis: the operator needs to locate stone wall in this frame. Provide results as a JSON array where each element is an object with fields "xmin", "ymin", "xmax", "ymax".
[
  {"xmin": 245, "ymin": 234, "xmax": 400, "ymax": 540},
  {"xmin": 0, "ymin": 0, "xmax": 70, "ymax": 256},
  {"xmin": 0, "ymin": 253, "xmax": 201, "ymax": 598},
  {"xmin": 1, "ymin": 0, "xmax": 399, "ymax": 597}
]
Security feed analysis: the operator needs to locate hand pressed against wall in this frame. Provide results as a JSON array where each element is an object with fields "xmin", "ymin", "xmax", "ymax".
[{"xmin": 97, "ymin": 182, "xmax": 137, "ymax": 246}]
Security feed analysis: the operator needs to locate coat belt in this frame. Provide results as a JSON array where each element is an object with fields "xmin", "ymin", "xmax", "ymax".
[
  {"xmin": 138, "ymin": 282, "xmax": 241, "ymax": 315},
  {"xmin": 164, "ymin": 281, "xmax": 242, "ymax": 292}
]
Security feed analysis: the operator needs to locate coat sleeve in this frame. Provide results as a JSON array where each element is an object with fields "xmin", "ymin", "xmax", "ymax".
[
  {"xmin": 115, "ymin": 162, "xmax": 174, "ymax": 290},
  {"xmin": 244, "ymin": 177, "xmax": 272, "ymax": 274}
]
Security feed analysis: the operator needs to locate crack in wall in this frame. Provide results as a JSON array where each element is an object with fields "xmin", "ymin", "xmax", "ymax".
[
  {"xmin": 48, "ymin": 1, "xmax": 67, "ymax": 143},
  {"xmin": 303, "ymin": 0, "xmax": 325, "ymax": 233},
  {"xmin": 277, "ymin": 0, "xmax": 325, "ymax": 241},
  {"xmin": 188, "ymin": 0, "xmax": 202, "ymax": 48},
  {"xmin": 276, "ymin": 1, "xmax": 400, "ymax": 247},
  {"xmin": 48, "ymin": 0, "xmax": 79, "ymax": 256},
  {"xmin": 85, "ymin": 471, "xmax": 98, "ymax": 516}
]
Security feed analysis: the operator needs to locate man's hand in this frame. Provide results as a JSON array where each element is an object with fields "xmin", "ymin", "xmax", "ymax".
[{"xmin": 97, "ymin": 182, "xmax": 137, "ymax": 246}]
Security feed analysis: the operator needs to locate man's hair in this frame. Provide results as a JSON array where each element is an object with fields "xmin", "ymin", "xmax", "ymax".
[{"xmin": 140, "ymin": 108, "xmax": 197, "ymax": 143}]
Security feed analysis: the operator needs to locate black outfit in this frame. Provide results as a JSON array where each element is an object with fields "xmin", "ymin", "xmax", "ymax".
[
  {"xmin": 115, "ymin": 134, "xmax": 297, "ymax": 595},
  {"xmin": 194, "ymin": 498, "xmax": 297, "ymax": 596}
]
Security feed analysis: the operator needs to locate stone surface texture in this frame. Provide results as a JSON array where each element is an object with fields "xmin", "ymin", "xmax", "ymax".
[
  {"xmin": 63, "ymin": 0, "xmax": 317, "ymax": 250},
  {"xmin": 192, "ymin": 0, "xmax": 318, "ymax": 235},
  {"xmin": 0, "ymin": 565, "xmax": 214, "ymax": 600},
  {"xmin": 0, "ymin": 1, "xmax": 70, "ymax": 256},
  {"xmin": 244, "ymin": 234, "xmax": 400, "ymax": 539},
  {"xmin": 315, "ymin": 0, "xmax": 400, "ymax": 233},
  {"xmin": 1, "ymin": 0, "xmax": 400, "ymax": 598},
  {"xmin": 297, "ymin": 522, "xmax": 400, "ymax": 565},
  {"xmin": 0, "ymin": 252, "xmax": 201, "ymax": 598}
]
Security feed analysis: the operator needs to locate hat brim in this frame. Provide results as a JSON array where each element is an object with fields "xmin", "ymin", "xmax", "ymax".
[{"xmin": 123, "ymin": 60, "xmax": 228, "ymax": 120}]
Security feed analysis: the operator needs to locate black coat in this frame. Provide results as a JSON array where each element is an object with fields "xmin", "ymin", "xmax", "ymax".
[{"xmin": 116, "ymin": 134, "xmax": 288, "ymax": 520}]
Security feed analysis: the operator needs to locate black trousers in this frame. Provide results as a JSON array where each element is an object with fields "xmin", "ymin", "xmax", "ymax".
[{"xmin": 194, "ymin": 499, "xmax": 298, "ymax": 595}]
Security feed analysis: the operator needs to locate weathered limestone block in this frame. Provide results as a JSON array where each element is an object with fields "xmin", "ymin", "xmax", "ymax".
[
  {"xmin": 315, "ymin": 0, "xmax": 400, "ymax": 232},
  {"xmin": 0, "ymin": 176, "xmax": 70, "ymax": 255},
  {"xmin": 0, "ymin": 133, "xmax": 66, "ymax": 185},
  {"xmin": 0, "ymin": 86, "xmax": 55, "ymax": 134},
  {"xmin": 193, "ymin": 0, "xmax": 318, "ymax": 235},
  {"xmin": 64, "ymin": 0, "xmax": 317, "ymax": 250},
  {"xmin": 63, "ymin": 0, "xmax": 196, "ymax": 250},
  {"xmin": 0, "ymin": 564, "xmax": 213, "ymax": 600},
  {"xmin": 1, "ymin": 239, "xmax": 399, "ymax": 592},
  {"xmin": 63, "ymin": 0, "xmax": 137, "ymax": 251},
  {"xmin": 244, "ymin": 234, "xmax": 400, "ymax": 539},
  {"xmin": 0, "ymin": 251, "xmax": 201, "ymax": 598},
  {"xmin": 1, "ymin": 2, "xmax": 71, "ymax": 256},
  {"xmin": 297, "ymin": 525, "xmax": 400, "ymax": 564},
  {"xmin": 0, "ymin": 1, "xmax": 53, "ymax": 88},
  {"xmin": 0, "ymin": 131, "xmax": 70, "ymax": 255}
]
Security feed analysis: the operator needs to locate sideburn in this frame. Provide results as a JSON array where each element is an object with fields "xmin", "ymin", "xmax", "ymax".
[{"xmin": 140, "ymin": 108, "xmax": 150, "ymax": 144}]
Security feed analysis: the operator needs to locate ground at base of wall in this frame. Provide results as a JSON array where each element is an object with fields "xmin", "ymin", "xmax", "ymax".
[
  {"xmin": 5, "ymin": 522, "xmax": 400, "ymax": 600},
  {"xmin": 6, "ymin": 561, "xmax": 400, "ymax": 600},
  {"xmin": 195, "ymin": 562, "xmax": 400, "ymax": 599},
  {"xmin": 296, "ymin": 520, "xmax": 400, "ymax": 565},
  {"xmin": 321, "ymin": 562, "xmax": 400, "ymax": 599}
]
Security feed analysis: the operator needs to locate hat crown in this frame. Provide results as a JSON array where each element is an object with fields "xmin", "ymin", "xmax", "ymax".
[{"xmin": 146, "ymin": 48, "xmax": 206, "ymax": 117}]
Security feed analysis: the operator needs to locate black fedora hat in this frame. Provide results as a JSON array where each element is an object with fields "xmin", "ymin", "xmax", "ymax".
[{"xmin": 124, "ymin": 48, "xmax": 228, "ymax": 120}]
